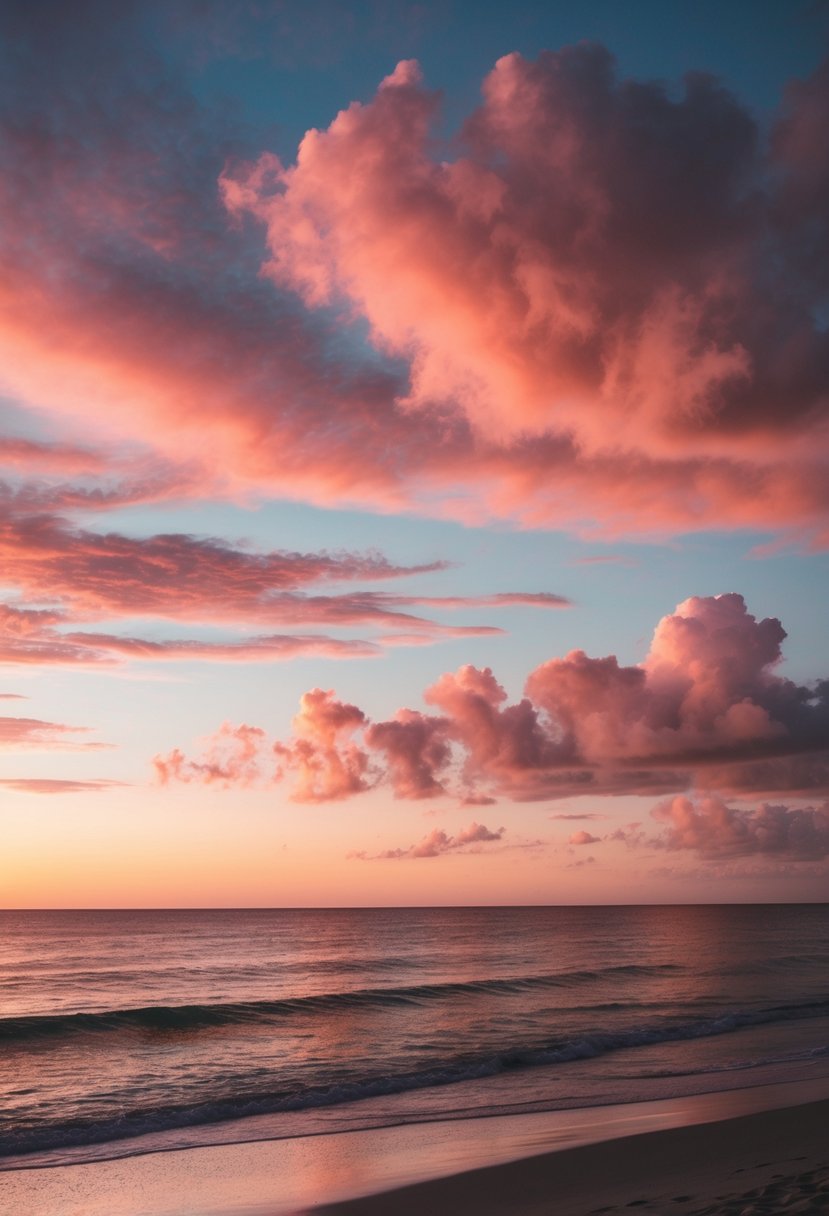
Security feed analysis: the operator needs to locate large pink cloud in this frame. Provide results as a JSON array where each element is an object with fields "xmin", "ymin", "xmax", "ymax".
[
  {"xmin": 525, "ymin": 593, "xmax": 807, "ymax": 766},
  {"xmin": 1, "ymin": 13, "xmax": 828, "ymax": 540},
  {"xmin": 157, "ymin": 593, "xmax": 829, "ymax": 803},
  {"xmin": 219, "ymin": 48, "xmax": 829, "ymax": 540},
  {"xmin": 424, "ymin": 664, "xmax": 561, "ymax": 793}
]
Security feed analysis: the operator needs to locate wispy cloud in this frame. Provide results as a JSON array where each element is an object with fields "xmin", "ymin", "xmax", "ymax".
[
  {"xmin": 351, "ymin": 822, "xmax": 505, "ymax": 860},
  {"xmin": 0, "ymin": 778, "xmax": 127, "ymax": 794},
  {"xmin": 0, "ymin": 715, "xmax": 108, "ymax": 750}
]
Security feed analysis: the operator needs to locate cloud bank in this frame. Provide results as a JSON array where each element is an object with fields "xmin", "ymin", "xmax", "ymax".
[
  {"xmin": 223, "ymin": 48, "xmax": 829, "ymax": 540},
  {"xmin": 649, "ymin": 795, "xmax": 829, "ymax": 861},
  {"xmin": 157, "ymin": 593, "xmax": 829, "ymax": 806},
  {"xmin": 1, "ymin": 7, "xmax": 828, "ymax": 541}
]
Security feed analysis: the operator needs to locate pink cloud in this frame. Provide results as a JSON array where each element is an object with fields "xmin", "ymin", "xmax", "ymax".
[
  {"xmin": 65, "ymin": 631, "xmax": 380, "ymax": 664},
  {"xmin": 0, "ymin": 511, "xmax": 447, "ymax": 623},
  {"xmin": 0, "ymin": 28, "xmax": 826, "ymax": 544},
  {"xmin": 362, "ymin": 821, "xmax": 505, "ymax": 860},
  {"xmin": 273, "ymin": 689, "xmax": 373, "ymax": 802},
  {"xmin": 650, "ymin": 795, "xmax": 829, "ymax": 861},
  {"xmin": 0, "ymin": 503, "xmax": 572, "ymax": 664},
  {"xmin": 0, "ymin": 778, "xmax": 126, "ymax": 794},
  {"xmin": 361, "ymin": 592, "xmax": 571, "ymax": 611},
  {"xmin": 0, "ymin": 437, "xmax": 106, "ymax": 474},
  {"xmin": 219, "ymin": 49, "xmax": 829, "ymax": 541},
  {"xmin": 569, "ymin": 830, "xmax": 601, "ymax": 845},
  {"xmin": 425, "ymin": 664, "xmax": 560, "ymax": 788},
  {"xmin": 0, "ymin": 715, "xmax": 107, "ymax": 750},
  {"xmin": 154, "ymin": 724, "xmax": 267, "ymax": 788},
  {"xmin": 0, "ymin": 463, "xmax": 208, "ymax": 517},
  {"xmin": 159, "ymin": 593, "xmax": 829, "ymax": 803},
  {"xmin": 459, "ymin": 791, "xmax": 498, "ymax": 807},
  {"xmin": 365, "ymin": 709, "xmax": 451, "ymax": 799},
  {"xmin": 525, "ymin": 593, "xmax": 814, "ymax": 766},
  {"xmin": 694, "ymin": 752, "xmax": 829, "ymax": 799},
  {"xmin": 0, "ymin": 603, "xmax": 382, "ymax": 667}
]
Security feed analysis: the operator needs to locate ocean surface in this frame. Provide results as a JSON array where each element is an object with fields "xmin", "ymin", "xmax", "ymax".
[{"xmin": 1, "ymin": 905, "xmax": 828, "ymax": 1172}]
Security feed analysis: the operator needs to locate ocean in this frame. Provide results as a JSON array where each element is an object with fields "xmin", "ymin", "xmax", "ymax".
[{"xmin": 1, "ymin": 905, "xmax": 828, "ymax": 1173}]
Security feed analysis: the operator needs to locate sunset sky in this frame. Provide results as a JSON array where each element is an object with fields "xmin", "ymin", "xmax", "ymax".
[{"xmin": 1, "ymin": 0, "xmax": 828, "ymax": 907}]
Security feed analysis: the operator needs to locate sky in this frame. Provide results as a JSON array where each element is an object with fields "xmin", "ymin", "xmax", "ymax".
[{"xmin": 1, "ymin": 0, "xmax": 828, "ymax": 907}]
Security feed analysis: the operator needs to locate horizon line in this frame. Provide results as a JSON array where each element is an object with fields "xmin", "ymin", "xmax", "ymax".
[{"xmin": 2, "ymin": 900, "xmax": 825, "ymax": 912}]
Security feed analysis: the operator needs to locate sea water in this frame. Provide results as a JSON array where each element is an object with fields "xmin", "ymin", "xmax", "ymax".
[{"xmin": 1, "ymin": 905, "xmax": 827, "ymax": 1171}]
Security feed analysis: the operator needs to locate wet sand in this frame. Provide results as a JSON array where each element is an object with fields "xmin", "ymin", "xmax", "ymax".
[
  {"xmin": 1, "ymin": 1084, "xmax": 827, "ymax": 1216},
  {"xmin": 316, "ymin": 1097, "xmax": 829, "ymax": 1216}
]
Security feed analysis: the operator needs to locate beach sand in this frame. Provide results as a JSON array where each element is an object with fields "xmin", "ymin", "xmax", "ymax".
[
  {"xmin": 316, "ymin": 1097, "xmax": 829, "ymax": 1216},
  {"xmin": 2, "ymin": 1083, "xmax": 827, "ymax": 1216}
]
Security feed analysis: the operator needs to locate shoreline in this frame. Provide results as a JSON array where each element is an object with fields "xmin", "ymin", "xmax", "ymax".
[
  {"xmin": 316, "ymin": 1096, "xmax": 829, "ymax": 1216},
  {"xmin": 2, "ymin": 1077, "xmax": 829, "ymax": 1215}
]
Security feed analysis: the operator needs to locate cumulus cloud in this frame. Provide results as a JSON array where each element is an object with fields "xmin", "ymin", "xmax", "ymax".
[
  {"xmin": 425, "ymin": 663, "xmax": 560, "ymax": 789},
  {"xmin": 525, "ymin": 592, "xmax": 820, "ymax": 767},
  {"xmin": 273, "ymin": 690, "xmax": 373, "ymax": 802},
  {"xmin": 650, "ymin": 795, "xmax": 829, "ymax": 861},
  {"xmin": 569, "ymin": 830, "xmax": 600, "ymax": 845},
  {"xmin": 154, "ymin": 723, "xmax": 267, "ymax": 787},
  {"xmin": 365, "ymin": 710, "xmax": 451, "ymax": 799},
  {"xmin": 0, "ymin": 7, "xmax": 828, "ymax": 540},
  {"xmin": 158, "ymin": 593, "xmax": 829, "ymax": 803},
  {"xmin": 222, "ymin": 47, "xmax": 829, "ymax": 541}
]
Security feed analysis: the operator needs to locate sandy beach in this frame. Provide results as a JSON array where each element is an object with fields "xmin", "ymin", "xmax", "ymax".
[
  {"xmin": 2, "ymin": 1081, "xmax": 828, "ymax": 1216},
  {"xmin": 317, "ymin": 1097, "xmax": 829, "ymax": 1216}
]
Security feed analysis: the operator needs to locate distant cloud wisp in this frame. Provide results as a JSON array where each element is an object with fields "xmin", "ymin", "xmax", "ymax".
[{"xmin": 351, "ymin": 821, "xmax": 505, "ymax": 861}]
